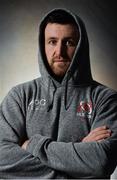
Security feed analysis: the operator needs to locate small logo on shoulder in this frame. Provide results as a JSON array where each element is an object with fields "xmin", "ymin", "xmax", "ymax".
[{"xmin": 77, "ymin": 101, "xmax": 92, "ymax": 119}]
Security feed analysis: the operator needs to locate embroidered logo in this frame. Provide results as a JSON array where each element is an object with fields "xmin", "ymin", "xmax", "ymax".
[
  {"xmin": 77, "ymin": 101, "xmax": 92, "ymax": 119},
  {"xmin": 28, "ymin": 99, "xmax": 46, "ymax": 110}
]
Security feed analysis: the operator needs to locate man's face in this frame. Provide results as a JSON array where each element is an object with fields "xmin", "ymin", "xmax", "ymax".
[{"xmin": 45, "ymin": 23, "xmax": 79, "ymax": 77}]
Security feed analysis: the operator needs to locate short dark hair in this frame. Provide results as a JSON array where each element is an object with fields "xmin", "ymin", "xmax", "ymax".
[
  {"xmin": 39, "ymin": 9, "xmax": 78, "ymax": 43},
  {"xmin": 43, "ymin": 9, "xmax": 77, "ymax": 26}
]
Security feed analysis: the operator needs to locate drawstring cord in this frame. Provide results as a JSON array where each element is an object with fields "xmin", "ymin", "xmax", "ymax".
[
  {"xmin": 64, "ymin": 75, "xmax": 69, "ymax": 110},
  {"xmin": 47, "ymin": 77, "xmax": 57, "ymax": 112},
  {"xmin": 64, "ymin": 71, "xmax": 72, "ymax": 110},
  {"xmin": 47, "ymin": 71, "xmax": 73, "ymax": 111},
  {"xmin": 64, "ymin": 71, "xmax": 76, "ymax": 110}
]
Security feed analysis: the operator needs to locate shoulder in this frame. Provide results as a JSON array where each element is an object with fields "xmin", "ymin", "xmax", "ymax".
[
  {"xmin": 91, "ymin": 81, "xmax": 117, "ymax": 107},
  {"xmin": 92, "ymin": 81, "xmax": 117, "ymax": 99},
  {"xmin": 11, "ymin": 77, "xmax": 42, "ymax": 95},
  {"xmin": 14, "ymin": 77, "xmax": 42, "ymax": 90},
  {"xmin": 2, "ymin": 78, "xmax": 42, "ymax": 104}
]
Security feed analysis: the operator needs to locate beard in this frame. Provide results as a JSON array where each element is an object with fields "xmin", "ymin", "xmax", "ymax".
[{"xmin": 49, "ymin": 57, "xmax": 71, "ymax": 77}]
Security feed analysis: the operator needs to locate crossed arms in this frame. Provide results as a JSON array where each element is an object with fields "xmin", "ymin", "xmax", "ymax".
[
  {"xmin": 22, "ymin": 126, "xmax": 111, "ymax": 149},
  {"xmin": 0, "ymin": 87, "xmax": 117, "ymax": 178}
]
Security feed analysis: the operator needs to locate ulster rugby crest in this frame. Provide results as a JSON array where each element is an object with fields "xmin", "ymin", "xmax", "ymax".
[{"xmin": 77, "ymin": 101, "xmax": 92, "ymax": 119}]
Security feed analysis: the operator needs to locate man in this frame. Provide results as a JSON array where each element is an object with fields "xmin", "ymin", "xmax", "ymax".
[{"xmin": 0, "ymin": 9, "xmax": 117, "ymax": 179}]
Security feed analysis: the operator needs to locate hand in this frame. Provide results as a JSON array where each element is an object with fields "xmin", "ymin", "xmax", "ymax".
[
  {"xmin": 21, "ymin": 140, "xmax": 30, "ymax": 150},
  {"xmin": 82, "ymin": 126, "xmax": 111, "ymax": 142}
]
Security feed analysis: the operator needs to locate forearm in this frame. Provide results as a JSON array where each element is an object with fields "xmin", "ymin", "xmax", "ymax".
[
  {"xmin": 0, "ymin": 140, "xmax": 54, "ymax": 178},
  {"xmin": 0, "ymin": 101, "xmax": 54, "ymax": 178},
  {"xmin": 26, "ymin": 134, "xmax": 112, "ymax": 179}
]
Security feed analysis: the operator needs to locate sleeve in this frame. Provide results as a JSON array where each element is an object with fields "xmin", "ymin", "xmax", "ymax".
[
  {"xmin": 0, "ymin": 88, "xmax": 53, "ymax": 178},
  {"xmin": 26, "ymin": 92, "xmax": 117, "ymax": 179}
]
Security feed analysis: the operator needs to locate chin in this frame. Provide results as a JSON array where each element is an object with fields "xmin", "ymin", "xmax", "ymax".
[{"xmin": 55, "ymin": 71, "xmax": 66, "ymax": 77}]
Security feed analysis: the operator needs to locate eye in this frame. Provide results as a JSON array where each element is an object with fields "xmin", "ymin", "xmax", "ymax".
[
  {"xmin": 66, "ymin": 40, "xmax": 77, "ymax": 47},
  {"xmin": 48, "ymin": 39, "xmax": 57, "ymax": 46}
]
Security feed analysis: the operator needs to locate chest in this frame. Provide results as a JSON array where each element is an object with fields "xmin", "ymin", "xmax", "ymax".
[{"xmin": 26, "ymin": 88, "xmax": 93, "ymax": 142}]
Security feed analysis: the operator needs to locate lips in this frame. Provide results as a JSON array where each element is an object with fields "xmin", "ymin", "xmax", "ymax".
[
  {"xmin": 54, "ymin": 59, "xmax": 64, "ymax": 62},
  {"xmin": 53, "ymin": 59, "xmax": 70, "ymax": 63}
]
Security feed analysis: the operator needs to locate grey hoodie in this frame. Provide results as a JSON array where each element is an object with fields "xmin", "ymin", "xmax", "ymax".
[{"xmin": 0, "ymin": 9, "xmax": 117, "ymax": 179}]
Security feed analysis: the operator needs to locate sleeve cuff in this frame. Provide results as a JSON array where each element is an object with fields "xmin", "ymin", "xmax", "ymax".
[{"xmin": 26, "ymin": 134, "xmax": 51, "ymax": 157}]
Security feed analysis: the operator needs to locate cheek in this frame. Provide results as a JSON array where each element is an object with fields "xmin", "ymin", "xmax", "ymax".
[
  {"xmin": 45, "ymin": 46, "xmax": 54, "ymax": 59},
  {"xmin": 68, "ymin": 48, "xmax": 76, "ymax": 58}
]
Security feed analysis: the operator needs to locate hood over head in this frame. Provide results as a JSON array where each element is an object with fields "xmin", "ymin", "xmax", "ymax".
[{"xmin": 38, "ymin": 8, "xmax": 93, "ymax": 86}]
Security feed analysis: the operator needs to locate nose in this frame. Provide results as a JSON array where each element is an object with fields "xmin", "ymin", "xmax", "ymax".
[{"xmin": 55, "ymin": 42, "xmax": 65, "ymax": 57}]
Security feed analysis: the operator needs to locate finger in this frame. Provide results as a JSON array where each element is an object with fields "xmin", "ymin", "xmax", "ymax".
[
  {"xmin": 91, "ymin": 129, "xmax": 111, "ymax": 136},
  {"xmin": 82, "ymin": 127, "xmax": 111, "ymax": 142},
  {"xmin": 91, "ymin": 126, "xmax": 108, "ymax": 133},
  {"xmin": 94, "ymin": 133, "xmax": 111, "ymax": 141},
  {"xmin": 83, "ymin": 130, "xmax": 111, "ymax": 142}
]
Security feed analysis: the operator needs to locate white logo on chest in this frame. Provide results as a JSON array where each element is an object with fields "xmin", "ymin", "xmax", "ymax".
[{"xmin": 28, "ymin": 99, "xmax": 46, "ymax": 110}]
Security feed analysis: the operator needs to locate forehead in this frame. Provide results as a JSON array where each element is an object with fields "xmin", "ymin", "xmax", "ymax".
[{"xmin": 45, "ymin": 23, "xmax": 79, "ymax": 38}]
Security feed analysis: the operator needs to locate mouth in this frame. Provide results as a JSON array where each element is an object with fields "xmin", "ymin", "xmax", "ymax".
[{"xmin": 53, "ymin": 59, "xmax": 70, "ymax": 63}]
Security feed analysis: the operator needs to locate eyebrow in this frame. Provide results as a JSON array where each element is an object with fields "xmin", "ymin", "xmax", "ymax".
[
  {"xmin": 46, "ymin": 37, "xmax": 76, "ymax": 40},
  {"xmin": 46, "ymin": 37, "xmax": 58, "ymax": 40}
]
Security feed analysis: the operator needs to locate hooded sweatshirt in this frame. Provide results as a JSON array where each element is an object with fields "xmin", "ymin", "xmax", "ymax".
[{"xmin": 0, "ymin": 9, "xmax": 117, "ymax": 179}]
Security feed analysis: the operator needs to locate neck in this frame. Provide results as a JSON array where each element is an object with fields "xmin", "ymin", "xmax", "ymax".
[{"xmin": 53, "ymin": 74, "xmax": 64, "ymax": 83}]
